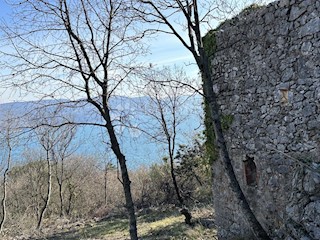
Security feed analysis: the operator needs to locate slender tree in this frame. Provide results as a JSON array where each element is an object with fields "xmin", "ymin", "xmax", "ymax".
[
  {"xmin": 0, "ymin": 116, "xmax": 16, "ymax": 232},
  {"xmin": 35, "ymin": 125, "xmax": 58, "ymax": 229},
  {"xmin": 51, "ymin": 125, "xmax": 77, "ymax": 217},
  {"xmin": 137, "ymin": 67, "xmax": 195, "ymax": 224},
  {"xmin": 1, "ymin": 0, "xmax": 149, "ymax": 238},
  {"xmin": 135, "ymin": 0, "xmax": 271, "ymax": 239}
]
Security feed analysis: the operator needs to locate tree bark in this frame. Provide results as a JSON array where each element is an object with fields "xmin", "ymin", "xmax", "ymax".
[
  {"xmin": 37, "ymin": 149, "xmax": 52, "ymax": 229},
  {"xmin": 56, "ymin": 156, "xmax": 66, "ymax": 217},
  {"xmin": 104, "ymin": 166, "xmax": 108, "ymax": 205},
  {"xmin": 170, "ymin": 156, "xmax": 184, "ymax": 205},
  {"xmin": 103, "ymin": 109, "xmax": 138, "ymax": 240},
  {"xmin": 55, "ymin": 159, "xmax": 64, "ymax": 217},
  {"xmin": 168, "ymin": 144, "xmax": 192, "ymax": 225},
  {"xmin": 0, "ymin": 169, "xmax": 8, "ymax": 233},
  {"xmin": 65, "ymin": 182, "xmax": 74, "ymax": 216},
  {"xmin": 0, "ymin": 139, "xmax": 11, "ymax": 232},
  {"xmin": 58, "ymin": 181, "xmax": 63, "ymax": 217}
]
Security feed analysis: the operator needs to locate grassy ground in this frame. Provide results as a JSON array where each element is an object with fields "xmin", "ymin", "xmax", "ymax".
[{"xmin": 6, "ymin": 207, "xmax": 217, "ymax": 240}]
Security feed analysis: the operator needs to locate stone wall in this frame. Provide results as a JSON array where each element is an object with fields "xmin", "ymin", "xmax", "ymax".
[{"xmin": 210, "ymin": 0, "xmax": 320, "ymax": 239}]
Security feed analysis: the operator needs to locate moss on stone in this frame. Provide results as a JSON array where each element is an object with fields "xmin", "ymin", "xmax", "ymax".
[
  {"xmin": 202, "ymin": 30, "xmax": 218, "ymax": 164},
  {"xmin": 202, "ymin": 29, "xmax": 234, "ymax": 164},
  {"xmin": 202, "ymin": 29, "xmax": 217, "ymax": 60},
  {"xmin": 203, "ymin": 101, "xmax": 219, "ymax": 164},
  {"xmin": 242, "ymin": 3, "xmax": 263, "ymax": 12},
  {"xmin": 221, "ymin": 114, "xmax": 234, "ymax": 130},
  {"xmin": 214, "ymin": 3, "xmax": 264, "ymax": 30}
]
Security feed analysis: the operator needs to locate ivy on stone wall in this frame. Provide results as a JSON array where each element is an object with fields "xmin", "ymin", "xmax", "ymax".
[
  {"xmin": 202, "ymin": 29, "xmax": 217, "ymax": 61},
  {"xmin": 202, "ymin": 29, "xmax": 234, "ymax": 164},
  {"xmin": 203, "ymin": 102, "xmax": 234, "ymax": 164},
  {"xmin": 202, "ymin": 30, "xmax": 218, "ymax": 164},
  {"xmin": 203, "ymin": 101, "xmax": 219, "ymax": 165}
]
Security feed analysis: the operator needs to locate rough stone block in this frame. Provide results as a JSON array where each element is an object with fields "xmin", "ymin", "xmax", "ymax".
[{"xmin": 289, "ymin": 6, "xmax": 307, "ymax": 21}]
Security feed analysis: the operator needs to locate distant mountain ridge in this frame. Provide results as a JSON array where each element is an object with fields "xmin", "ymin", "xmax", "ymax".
[{"xmin": 0, "ymin": 95, "xmax": 203, "ymax": 168}]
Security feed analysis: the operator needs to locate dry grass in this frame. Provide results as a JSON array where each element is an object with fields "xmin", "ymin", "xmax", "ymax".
[{"xmin": 2, "ymin": 206, "xmax": 217, "ymax": 240}]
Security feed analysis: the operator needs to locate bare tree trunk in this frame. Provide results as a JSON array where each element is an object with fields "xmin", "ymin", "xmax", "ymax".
[
  {"xmin": 0, "ymin": 140, "xmax": 11, "ymax": 232},
  {"xmin": 37, "ymin": 150, "xmax": 52, "ymax": 229},
  {"xmin": 104, "ymin": 166, "xmax": 108, "ymax": 205},
  {"xmin": 55, "ymin": 160, "xmax": 65, "ymax": 217},
  {"xmin": 65, "ymin": 182, "xmax": 73, "ymax": 217},
  {"xmin": 168, "ymin": 146, "xmax": 192, "ymax": 225},
  {"xmin": 58, "ymin": 182, "xmax": 63, "ymax": 217},
  {"xmin": 54, "ymin": 158, "xmax": 64, "ymax": 217},
  {"xmin": 170, "ymin": 155, "xmax": 183, "ymax": 205},
  {"xmin": 54, "ymin": 126, "xmax": 76, "ymax": 218},
  {"xmin": 103, "ymin": 109, "xmax": 138, "ymax": 240},
  {"xmin": 141, "ymin": 78, "xmax": 193, "ymax": 225}
]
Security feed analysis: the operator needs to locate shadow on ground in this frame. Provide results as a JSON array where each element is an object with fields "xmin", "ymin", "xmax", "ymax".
[
  {"xmin": 28, "ymin": 208, "xmax": 216, "ymax": 240},
  {"xmin": 32, "ymin": 218, "xmax": 128, "ymax": 240},
  {"xmin": 137, "ymin": 209, "xmax": 178, "ymax": 223},
  {"xmin": 139, "ymin": 221, "xmax": 186, "ymax": 240}
]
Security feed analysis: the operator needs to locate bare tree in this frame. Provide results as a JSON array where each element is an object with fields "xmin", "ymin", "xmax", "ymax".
[
  {"xmin": 135, "ymin": 0, "xmax": 271, "ymax": 239},
  {"xmin": 0, "ymin": 115, "xmax": 17, "ymax": 232},
  {"xmin": 136, "ymin": 67, "xmax": 195, "ymax": 224},
  {"xmin": 51, "ymin": 125, "xmax": 77, "ymax": 217},
  {"xmin": 91, "ymin": 146, "xmax": 116, "ymax": 207},
  {"xmin": 14, "ymin": 151, "xmax": 51, "ymax": 228},
  {"xmin": 0, "ymin": 139, "xmax": 11, "ymax": 233},
  {"xmin": 0, "ymin": 0, "xmax": 149, "ymax": 238},
  {"xmin": 34, "ymin": 125, "xmax": 57, "ymax": 229}
]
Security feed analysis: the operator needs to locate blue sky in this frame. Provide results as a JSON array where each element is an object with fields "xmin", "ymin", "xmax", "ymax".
[
  {"xmin": 0, "ymin": 0, "xmax": 11, "ymax": 19},
  {"xmin": 0, "ymin": 0, "xmax": 199, "ymax": 103},
  {"xmin": 0, "ymin": 0, "xmax": 275, "ymax": 103}
]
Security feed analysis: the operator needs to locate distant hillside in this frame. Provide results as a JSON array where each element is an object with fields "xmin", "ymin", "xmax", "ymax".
[{"xmin": 0, "ymin": 95, "xmax": 203, "ymax": 168}]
